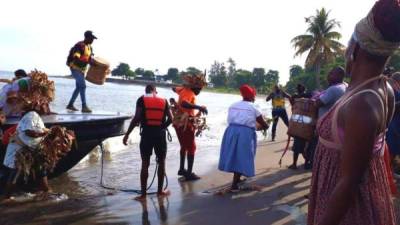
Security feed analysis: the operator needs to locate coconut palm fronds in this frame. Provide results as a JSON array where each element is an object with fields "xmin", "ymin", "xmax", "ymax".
[
  {"xmin": 39, "ymin": 126, "xmax": 75, "ymax": 172},
  {"xmin": 14, "ymin": 126, "xmax": 75, "ymax": 183},
  {"xmin": 17, "ymin": 70, "xmax": 55, "ymax": 115}
]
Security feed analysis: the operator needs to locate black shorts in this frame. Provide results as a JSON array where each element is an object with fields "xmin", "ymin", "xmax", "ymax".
[{"xmin": 140, "ymin": 131, "xmax": 167, "ymax": 162}]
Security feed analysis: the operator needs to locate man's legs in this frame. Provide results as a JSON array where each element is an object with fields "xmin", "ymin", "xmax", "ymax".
[
  {"xmin": 281, "ymin": 109, "xmax": 289, "ymax": 127},
  {"xmin": 305, "ymin": 136, "xmax": 318, "ymax": 169},
  {"xmin": 184, "ymin": 129, "xmax": 199, "ymax": 181},
  {"xmin": 271, "ymin": 109, "xmax": 279, "ymax": 141},
  {"xmin": 178, "ymin": 150, "xmax": 186, "ymax": 175},
  {"xmin": 289, "ymin": 137, "xmax": 306, "ymax": 169},
  {"xmin": 175, "ymin": 127, "xmax": 187, "ymax": 175},
  {"xmin": 135, "ymin": 159, "xmax": 150, "ymax": 201},
  {"xmin": 136, "ymin": 137, "xmax": 152, "ymax": 201},
  {"xmin": 187, "ymin": 154, "xmax": 195, "ymax": 175},
  {"xmin": 75, "ymin": 71, "xmax": 91, "ymax": 112},
  {"xmin": 68, "ymin": 68, "xmax": 91, "ymax": 112},
  {"xmin": 155, "ymin": 133, "xmax": 170, "ymax": 197},
  {"xmin": 67, "ymin": 69, "xmax": 81, "ymax": 110}
]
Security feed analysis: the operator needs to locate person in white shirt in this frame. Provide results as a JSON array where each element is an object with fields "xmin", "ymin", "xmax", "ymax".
[
  {"xmin": 218, "ymin": 85, "xmax": 269, "ymax": 192},
  {"xmin": 3, "ymin": 110, "xmax": 49, "ymax": 199}
]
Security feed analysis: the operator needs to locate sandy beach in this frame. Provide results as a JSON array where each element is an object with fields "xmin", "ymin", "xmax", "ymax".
[
  {"xmin": 2, "ymin": 120, "xmax": 400, "ymax": 225},
  {"xmin": 0, "ymin": 120, "xmax": 318, "ymax": 225}
]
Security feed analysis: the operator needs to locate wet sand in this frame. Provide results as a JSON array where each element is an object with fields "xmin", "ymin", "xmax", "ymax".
[{"xmin": 1, "ymin": 121, "xmax": 398, "ymax": 225}]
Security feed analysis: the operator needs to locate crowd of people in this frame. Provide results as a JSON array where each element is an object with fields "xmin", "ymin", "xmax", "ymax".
[
  {"xmin": 1, "ymin": 0, "xmax": 400, "ymax": 224},
  {"xmin": 122, "ymin": 1, "xmax": 400, "ymax": 225}
]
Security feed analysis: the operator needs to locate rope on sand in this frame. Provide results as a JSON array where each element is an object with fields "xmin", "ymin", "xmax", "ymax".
[
  {"xmin": 98, "ymin": 142, "xmax": 168, "ymax": 195},
  {"xmin": 278, "ymin": 136, "xmax": 291, "ymax": 167}
]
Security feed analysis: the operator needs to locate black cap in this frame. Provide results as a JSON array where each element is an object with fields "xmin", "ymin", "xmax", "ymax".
[{"xmin": 84, "ymin": 30, "xmax": 97, "ymax": 39}]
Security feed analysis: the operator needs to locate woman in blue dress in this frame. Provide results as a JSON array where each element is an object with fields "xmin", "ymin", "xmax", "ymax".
[{"xmin": 218, "ymin": 85, "xmax": 270, "ymax": 191}]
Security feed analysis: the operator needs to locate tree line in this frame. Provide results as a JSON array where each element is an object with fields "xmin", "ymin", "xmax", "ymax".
[
  {"xmin": 112, "ymin": 7, "xmax": 400, "ymax": 96},
  {"xmin": 111, "ymin": 58, "xmax": 280, "ymax": 94},
  {"xmin": 208, "ymin": 58, "xmax": 279, "ymax": 93},
  {"xmin": 286, "ymin": 7, "xmax": 400, "ymax": 94}
]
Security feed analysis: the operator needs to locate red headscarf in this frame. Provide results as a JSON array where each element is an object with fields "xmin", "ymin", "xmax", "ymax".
[{"xmin": 239, "ymin": 85, "xmax": 256, "ymax": 99}]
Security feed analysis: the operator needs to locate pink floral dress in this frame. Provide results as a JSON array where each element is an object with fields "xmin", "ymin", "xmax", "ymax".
[{"xmin": 308, "ymin": 76, "xmax": 396, "ymax": 225}]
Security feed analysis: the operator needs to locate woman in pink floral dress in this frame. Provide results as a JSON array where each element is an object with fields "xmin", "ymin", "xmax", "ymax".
[{"xmin": 308, "ymin": 0, "xmax": 400, "ymax": 224}]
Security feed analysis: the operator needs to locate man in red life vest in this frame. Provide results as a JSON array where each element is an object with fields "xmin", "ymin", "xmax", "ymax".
[{"xmin": 123, "ymin": 84, "xmax": 173, "ymax": 201}]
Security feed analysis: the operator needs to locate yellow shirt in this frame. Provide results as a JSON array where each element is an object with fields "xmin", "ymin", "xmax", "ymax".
[
  {"xmin": 272, "ymin": 93, "xmax": 285, "ymax": 108},
  {"xmin": 70, "ymin": 42, "xmax": 92, "ymax": 73}
]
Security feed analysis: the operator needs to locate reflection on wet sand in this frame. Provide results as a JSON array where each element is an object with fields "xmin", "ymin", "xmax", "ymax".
[{"xmin": 139, "ymin": 197, "xmax": 170, "ymax": 225}]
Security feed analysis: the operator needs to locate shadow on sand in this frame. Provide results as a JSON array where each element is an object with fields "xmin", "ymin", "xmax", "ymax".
[{"xmin": 170, "ymin": 167, "xmax": 311, "ymax": 225}]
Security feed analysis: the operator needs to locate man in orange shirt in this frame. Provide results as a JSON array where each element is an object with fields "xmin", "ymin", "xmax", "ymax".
[{"xmin": 173, "ymin": 74, "xmax": 208, "ymax": 181}]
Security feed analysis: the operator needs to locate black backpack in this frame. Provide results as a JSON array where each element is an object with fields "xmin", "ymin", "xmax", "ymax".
[
  {"xmin": 66, "ymin": 42, "xmax": 94, "ymax": 66},
  {"xmin": 66, "ymin": 42, "xmax": 84, "ymax": 66}
]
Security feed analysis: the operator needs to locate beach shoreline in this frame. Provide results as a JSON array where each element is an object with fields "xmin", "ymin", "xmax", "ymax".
[
  {"xmin": 1, "ymin": 121, "xmax": 314, "ymax": 225},
  {"xmin": 49, "ymin": 75, "xmax": 242, "ymax": 95},
  {"xmin": 3, "ymin": 116, "xmax": 399, "ymax": 225}
]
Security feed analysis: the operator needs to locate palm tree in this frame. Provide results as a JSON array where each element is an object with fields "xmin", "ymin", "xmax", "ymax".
[{"xmin": 292, "ymin": 8, "xmax": 344, "ymax": 89}]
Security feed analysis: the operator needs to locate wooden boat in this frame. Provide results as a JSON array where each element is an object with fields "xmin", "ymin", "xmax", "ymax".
[{"xmin": 1, "ymin": 111, "xmax": 131, "ymax": 178}]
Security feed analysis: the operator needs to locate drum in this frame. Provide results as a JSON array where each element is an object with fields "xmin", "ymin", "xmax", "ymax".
[
  {"xmin": 287, "ymin": 98, "xmax": 318, "ymax": 140},
  {"xmin": 86, "ymin": 57, "xmax": 110, "ymax": 85}
]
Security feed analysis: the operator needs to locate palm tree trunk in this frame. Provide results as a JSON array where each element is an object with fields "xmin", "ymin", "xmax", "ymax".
[{"xmin": 315, "ymin": 62, "xmax": 321, "ymax": 90}]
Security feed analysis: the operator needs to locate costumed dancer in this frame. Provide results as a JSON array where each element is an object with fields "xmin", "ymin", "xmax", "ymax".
[
  {"xmin": 308, "ymin": 0, "xmax": 399, "ymax": 224},
  {"xmin": 123, "ymin": 85, "xmax": 173, "ymax": 201},
  {"xmin": 173, "ymin": 73, "xmax": 208, "ymax": 181},
  {"xmin": 266, "ymin": 85, "xmax": 290, "ymax": 141},
  {"xmin": 218, "ymin": 85, "xmax": 269, "ymax": 192}
]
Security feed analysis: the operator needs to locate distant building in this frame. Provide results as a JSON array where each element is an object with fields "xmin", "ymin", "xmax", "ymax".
[{"xmin": 208, "ymin": 83, "xmax": 215, "ymax": 88}]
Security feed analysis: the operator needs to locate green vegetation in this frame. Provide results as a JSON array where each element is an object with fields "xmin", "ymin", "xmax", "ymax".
[
  {"xmin": 111, "ymin": 59, "xmax": 280, "ymax": 94},
  {"xmin": 111, "ymin": 63, "xmax": 135, "ymax": 80},
  {"xmin": 208, "ymin": 58, "xmax": 280, "ymax": 94},
  {"xmin": 291, "ymin": 8, "xmax": 344, "ymax": 89},
  {"xmin": 285, "ymin": 55, "xmax": 345, "ymax": 94},
  {"xmin": 110, "ymin": 8, "xmax": 400, "ymax": 96}
]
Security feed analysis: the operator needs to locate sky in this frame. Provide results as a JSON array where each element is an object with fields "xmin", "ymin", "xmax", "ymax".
[{"xmin": 0, "ymin": 0, "xmax": 376, "ymax": 84}]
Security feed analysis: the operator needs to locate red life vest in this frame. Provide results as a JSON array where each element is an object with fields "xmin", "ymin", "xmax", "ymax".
[{"xmin": 143, "ymin": 95, "xmax": 166, "ymax": 126}]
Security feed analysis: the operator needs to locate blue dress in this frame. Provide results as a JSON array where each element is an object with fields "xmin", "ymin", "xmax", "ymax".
[{"xmin": 218, "ymin": 124, "xmax": 257, "ymax": 177}]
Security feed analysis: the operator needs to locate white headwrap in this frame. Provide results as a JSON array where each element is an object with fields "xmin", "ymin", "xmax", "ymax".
[{"xmin": 354, "ymin": 10, "xmax": 400, "ymax": 56}]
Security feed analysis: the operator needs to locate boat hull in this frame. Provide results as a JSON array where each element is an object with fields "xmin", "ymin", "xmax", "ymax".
[{"xmin": 1, "ymin": 111, "xmax": 131, "ymax": 179}]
